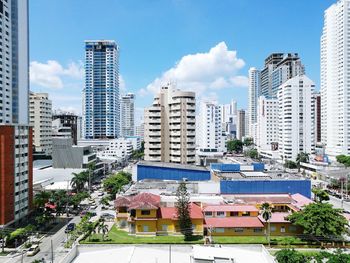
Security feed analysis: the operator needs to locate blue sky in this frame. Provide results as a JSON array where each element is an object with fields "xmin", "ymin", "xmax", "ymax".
[{"xmin": 29, "ymin": 0, "xmax": 335, "ymax": 121}]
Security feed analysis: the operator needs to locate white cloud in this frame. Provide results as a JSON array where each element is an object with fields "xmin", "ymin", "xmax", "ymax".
[
  {"xmin": 30, "ymin": 60, "xmax": 83, "ymax": 89},
  {"xmin": 140, "ymin": 42, "xmax": 247, "ymax": 97}
]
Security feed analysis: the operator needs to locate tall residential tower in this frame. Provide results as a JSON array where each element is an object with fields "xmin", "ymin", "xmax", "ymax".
[
  {"xmin": 0, "ymin": 0, "xmax": 32, "ymax": 226},
  {"xmin": 144, "ymin": 86, "xmax": 196, "ymax": 164},
  {"xmin": 248, "ymin": 67, "xmax": 260, "ymax": 137},
  {"xmin": 321, "ymin": 0, "xmax": 350, "ymax": 158},
  {"xmin": 83, "ymin": 40, "xmax": 120, "ymax": 139},
  {"xmin": 120, "ymin": 93, "xmax": 135, "ymax": 137}
]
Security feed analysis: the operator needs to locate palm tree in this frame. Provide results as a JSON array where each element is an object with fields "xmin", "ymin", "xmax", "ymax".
[
  {"xmin": 34, "ymin": 191, "xmax": 50, "ymax": 210},
  {"xmin": 98, "ymin": 219, "xmax": 109, "ymax": 241},
  {"xmin": 296, "ymin": 152, "xmax": 309, "ymax": 172},
  {"xmin": 260, "ymin": 202, "xmax": 272, "ymax": 247},
  {"xmin": 70, "ymin": 172, "xmax": 88, "ymax": 193}
]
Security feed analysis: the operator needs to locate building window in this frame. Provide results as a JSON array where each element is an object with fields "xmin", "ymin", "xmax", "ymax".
[
  {"xmin": 234, "ymin": 228, "xmax": 244, "ymax": 233},
  {"xmin": 215, "ymin": 228, "xmax": 225, "ymax": 233},
  {"xmin": 161, "ymin": 225, "xmax": 168, "ymax": 231},
  {"xmin": 204, "ymin": 211, "xmax": 213, "ymax": 217},
  {"xmin": 216, "ymin": 211, "xmax": 225, "ymax": 217},
  {"xmin": 253, "ymin": 228, "xmax": 263, "ymax": 233},
  {"xmin": 141, "ymin": 210, "xmax": 151, "ymax": 215},
  {"xmin": 270, "ymin": 226, "xmax": 276, "ymax": 232},
  {"xmin": 242, "ymin": 212, "xmax": 250, "ymax": 216},
  {"xmin": 230, "ymin": 212, "xmax": 239, "ymax": 217},
  {"xmin": 143, "ymin": 225, "xmax": 149, "ymax": 232},
  {"xmin": 281, "ymin": 226, "xmax": 286, "ymax": 233}
]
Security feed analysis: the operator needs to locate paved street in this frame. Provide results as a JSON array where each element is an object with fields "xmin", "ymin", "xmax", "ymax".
[{"xmin": 327, "ymin": 195, "xmax": 350, "ymax": 212}]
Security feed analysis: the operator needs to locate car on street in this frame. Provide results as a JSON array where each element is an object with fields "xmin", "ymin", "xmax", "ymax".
[
  {"xmin": 27, "ymin": 245, "xmax": 40, "ymax": 256},
  {"xmin": 90, "ymin": 205, "xmax": 98, "ymax": 210},
  {"xmin": 65, "ymin": 223, "xmax": 76, "ymax": 233},
  {"xmin": 101, "ymin": 213, "xmax": 114, "ymax": 220},
  {"xmin": 98, "ymin": 192, "xmax": 104, "ymax": 197}
]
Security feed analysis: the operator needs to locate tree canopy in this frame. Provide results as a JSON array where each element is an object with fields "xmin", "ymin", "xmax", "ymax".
[
  {"xmin": 336, "ymin": 154, "xmax": 350, "ymax": 167},
  {"xmin": 103, "ymin": 171, "xmax": 132, "ymax": 199},
  {"xmin": 227, "ymin": 139, "xmax": 243, "ymax": 153},
  {"xmin": 287, "ymin": 202, "xmax": 348, "ymax": 238},
  {"xmin": 284, "ymin": 160, "xmax": 297, "ymax": 169},
  {"xmin": 176, "ymin": 181, "xmax": 193, "ymax": 240},
  {"xmin": 245, "ymin": 148, "xmax": 259, "ymax": 159},
  {"xmin": 243, "ymin": 137, "xmax": 254, "ymax": 146},
  {"xmin": 275, "ymin": 249, "xmax": 305, "ymax": 263},
  {"xmin": 312, "ymin": 188, "xmax": 330, "ymax": 203}
]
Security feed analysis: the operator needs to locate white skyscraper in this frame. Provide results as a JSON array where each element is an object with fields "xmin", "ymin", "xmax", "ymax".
[
  {"xmin": 248, "ymin": 67, "xmax": 260, "ymax": 137},
  {"xmin": 236, "ymin": 109, "xmax": 246, "ymax": 141},
  {"xmin": 83, "ymin": 40, "xmax": 120, "ymax": 139},
  {"xmin": 29, "ymin": 92, "xmax": 52, "ymax": 155},
  {"xmin": 257, "ymin": 96, "xmax": 279, "ymax": 152},
  {"xmin": 278, "ymin": 75, "xmax": 315, "ymax": 161},
  {"xmin": 321, "ymin": 0, "xmax": 350, "ymax": 158},
  {"xmin": 197, "ymin": 101, "xmax": 225, "ymax": 151},
  {"xmin": 120, "ymin": 93, "xmax": 135, "ymax": 137}
]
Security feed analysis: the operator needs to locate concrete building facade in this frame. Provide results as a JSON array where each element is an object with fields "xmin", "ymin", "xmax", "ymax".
[
  {"xmin": 29, "ymin": 92, "xmax": 52, "ymax": 155},
  {"xmin": 144, "ymin": 86, "xmax": 196, "ymax": 164},
  {"xmin": 0, "ymin": 0, "xmax": 32, "ymax": 226},
  {"xmin": 52, "ymin": 113, "xmax": 79, "ymax": 145},
  {"xmin": 321, "ymin": 0, "xmax": 350, "ymax": 158},
  {"xmin": 278, "ymin": 75, "xmax": 315, "ymax": 161},
  {"xmin": 197, "ymin": 101, "xmax": 225, "ymax": 152},
  {"xmin": 120, "ymin": 93, "xmax": 135, "ymax": 137},
  {"xmin": 248, "ymin": 68, "xmax": 260, "ymax": 138},
  {"xmin": 236, "ymin": 110, "xmax": 246, "ymax": 141}
]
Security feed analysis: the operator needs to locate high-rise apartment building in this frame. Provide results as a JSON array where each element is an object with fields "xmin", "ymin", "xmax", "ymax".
[
  {"xmin": 0, "ymin": 0, "xmax": 32, "ymax": 226},
  {"xmin": 144, "ymin": 86, "xmax": 196, "ymax": 164},
  {"xmin": 260, "ymin": 53, "xmax": 305, "ymax": 98},
  {"xmin": 256, "ymin": 96, "xmax": 279, "ymax": 151},
  {"xmin": 313, "ymin": 93, "xmax": 321, "ymax": 144},
  {"xmin": 278, "ymin": 75, "xmax": 315, "ymax": 161},
  {"xmin": 29, "ymin": 92, "xmax": 52, "ymax": 155},
  {"xmin": 236, "ymin": 109, "xmax": 246, "ymax": 141},
  {"xmin": 220, "ymin": 100, "xmax": 237, "ymax": 138},
  {"xmin": 248, "ymin": 68, "xmax": 260, "ymax": 137},
  {"xmin": 135, "ymin": 122, "xmax": 144, "ymax": 140},
  {"xmin": 321, "ymin": 0, "xmax": 350, "ymax": 158},
  {"xmin": 83, "ymin": 40, "xmax": 120, "ymax": 139},
  {"xmin": 120, "ymin": 93, "xmax": 135, "ymax": 137},
  {"xmin": 197, "ymin": 101, "xmax": 225, "ymax": 152}
]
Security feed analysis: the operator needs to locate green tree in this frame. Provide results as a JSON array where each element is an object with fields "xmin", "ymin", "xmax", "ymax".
[
  {"xmin": 312, "ymin": 188, "xmax": 330, "ymax": 203},
  {"xmin": 100, "ymin": 196, "xmax": 110, "ymax": 206},
  {"xmin": 70, "ymin": 191, "xmax": 90, "ymax": 208},
  {"xmin": 0, "ymin": 228, "xmax": 9, "ymax": 253},
  {"xmin": 33, "ymin": 191, "xmax": 50, "ymax": 210},
  {"xmin": 284, "ymin": 160, "xmax": 297, "ymax": 169},
  {"xmin": 275, "ymin": 249, "xmax": 305, "ymax": 263},
  {"xmin": 245, "ymin": 148, "xmax": 259, "ymax": 159},
  {"xmin": 327, "ymin": 249, "xmax": 350, "ymax": 263},
  {"xmin": 97, "ymin": 219, "xmax": 109, "ymax": 241},
  {"xmin": 227, "ymin": 139, "xmax": 243, "ymax": 153},
  {"xmin": 296, "ymin": 152, "xmax": 309, "ymax": 171},
  {"xmin": 176, "ymin": 181, "xmax": 193, "ymax": 241},
  {"xmin": 243, "ymin": 137, "xmax": 254, "ymax": 146},
  {"xmin": 103, "ymin": 171, "xmax": 131, "ymax": 199},
  {"xmin": 260, "ymin": 202, "xmax": 272, "ymax": 247},
  {"xmin": 287, "ymin": 202, "xmax": 348, "ymax": 238},
  {"xmin": 70, "ymin": 172, "xmax": 89, "ymax": 193},
  {"xmin": 336, "ymin": 155, "xmax": 350, "ymax": 167}
]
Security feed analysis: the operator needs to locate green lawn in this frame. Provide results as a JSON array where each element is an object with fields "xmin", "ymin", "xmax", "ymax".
[
  {"xmin": 0, "ymin": 251, "xmax": 9, "ymax": 256},
  {"xmin": 81, "ymin": 225, "xmax": 307, "ymax": 245}
]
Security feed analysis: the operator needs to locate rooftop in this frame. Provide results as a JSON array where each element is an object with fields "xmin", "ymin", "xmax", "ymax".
[
  {"xmin": 158, "ymin": 203, "xmax": 203, "ymax": 219},
  {"xmin": 259, "ymin": 212, "xmax": 291, "ymax": 223},
  {"xmin": 203, "ymin": 205, "xmax": 258, "ymax": 212},
  {"xmin": 138, "ymin": 161, "xmax": 209, "ymax": 172}
]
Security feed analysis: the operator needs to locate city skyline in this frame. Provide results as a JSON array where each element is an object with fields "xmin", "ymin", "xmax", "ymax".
[{"xmin": 29, "ymin": 0, "xmax": 334, "ymax": 118}]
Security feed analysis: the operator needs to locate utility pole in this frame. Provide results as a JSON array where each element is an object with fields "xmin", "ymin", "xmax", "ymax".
[
  {"xmin": 169, "ymin": 244, "xmax": 171, "ymax": 263},
  {"xmin": 51, "ymin": 239, "xmax": 54, "ymax": 263}
]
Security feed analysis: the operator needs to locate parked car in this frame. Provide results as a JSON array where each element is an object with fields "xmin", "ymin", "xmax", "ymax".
[
  {"xmin": 27, "ymin": 245, "xmax": 40, "ymax": 256},
  {"xmin": 101, "ymin": 213, "xmax": 114, "ymax": 220},
  {"xmin": 65, "ymin": 223, "xmax": 76, "ymax": 233},
  {"xmin": 90, "ymin": 205, "xmax": 98, "ymax": 210},
  {"xmin": 98, "ymin": 192, "xmax": 104, "ymax": 197}
]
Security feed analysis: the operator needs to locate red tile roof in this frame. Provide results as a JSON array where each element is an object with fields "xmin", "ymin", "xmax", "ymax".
[
  {"xmin": 114, "ymin": 196, "xmax": 131, "ymax": 208},
  {"xmin": 159, "ymin": 203, "xmax": 203, "ymax": 219},
  {"xmin": 115, "ymin": 193, "xmax": 161, "ymax": 209},
  {"xmin": 131, "ymin": 192, "xmax": 161, "ymax": 205},
  {"xmin": 204, "ymin": 217, "xmax": 264, "ymax": 228},
  {"xmin": 259, "ymin": 212, "xmax": 291, "ymax": 223},
  {"xmin": 129, "ymin": 201, "xmax": 158, "ymax": 210},
  {"xmin": 291, "ymin": 193, "xmax": 313, "ymax": 209},
  {"xmin": 203, "ymin": 205, "xmax": 258, "ymax": 212}
]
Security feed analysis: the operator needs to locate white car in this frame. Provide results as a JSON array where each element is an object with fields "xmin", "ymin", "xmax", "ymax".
[
  {"xmin": 0, "ymin": 238, "xmax": 6, "ymax": 248},
  {"xmin": 27, "ymin": 245, "xmax": 40, "ymax": 256}
]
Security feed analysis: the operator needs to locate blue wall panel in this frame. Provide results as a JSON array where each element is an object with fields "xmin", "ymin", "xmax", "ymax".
[
  {"xmin": 137, "ymin": 165, "xmax": 211, "ymax": 181},
  {"xmin": 220, "ymin": 180, "xmax": 311, "ymax": 198},
  {"xmin": 252, "ymin": 163, "xmax": 265, "ymax": 171},
  {"xmin": 210, "ymin": 163, "xmax": 241, "ymax": 172}
]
